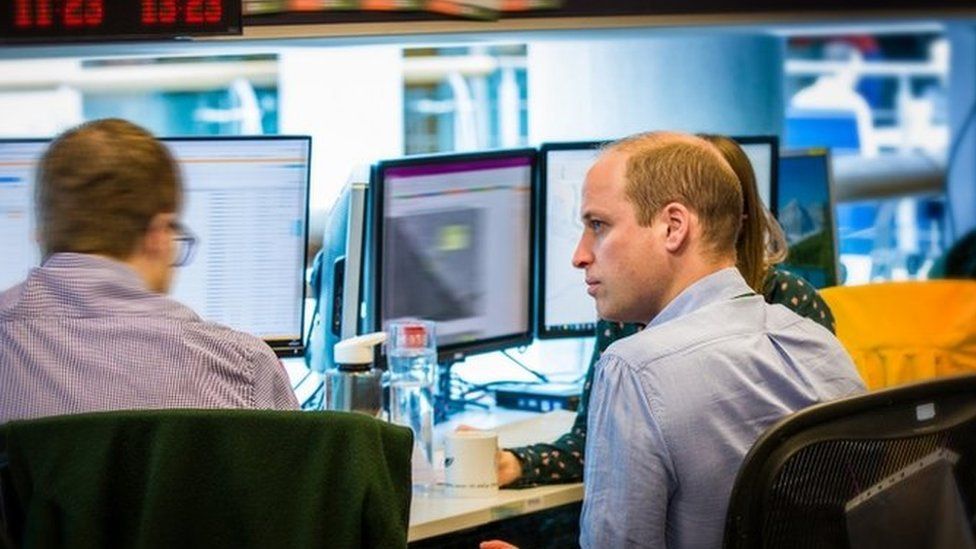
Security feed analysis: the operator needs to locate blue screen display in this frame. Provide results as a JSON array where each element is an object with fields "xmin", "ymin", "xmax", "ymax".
[{"xmin": 777, "ymin": 151, "xmax": 839, "ymax": 288}]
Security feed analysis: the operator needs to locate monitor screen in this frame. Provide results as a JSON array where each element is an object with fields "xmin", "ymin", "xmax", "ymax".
[
  {"xmin": 0, "ymin": 136, "xmax": 311, "ymax": 356},
  {"xmin": 0, "ymin": 139, "xmax": 45, "ymax": 292},
  {"xmin": 537, "ymin": 136, "xmax": 778, "ymax": 339},
  {"xmin": 537, "ymin": 142, "xmax": 604, "ymax": 339},
  {"xmin": 736, "ymin": 136, "xmax": 779, "ymax": 218},
  {"xmin": 371, "ymin": 149, "xmax": 536, "ymax": 360},
  {"xmin": 777, "ymin": 149, "xmax": 840, "ymax": 288}
]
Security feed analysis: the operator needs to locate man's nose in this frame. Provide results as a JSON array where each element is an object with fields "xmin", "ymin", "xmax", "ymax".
[{"xmin": 572, "ymin": 235, "xmax": 592, "ymax": 270}]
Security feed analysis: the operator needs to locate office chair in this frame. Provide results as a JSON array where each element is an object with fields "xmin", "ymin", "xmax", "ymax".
[
  {"xmin": 0, "ymin": 409, "xmax": 413, "ymax": 549},
  {"xmin": 724, "ymin": 374, "xmax": 976, "ymax": 549},
  {"xmin": 820, "ymin": 280, "xmax": 976, "ymax": 390}
]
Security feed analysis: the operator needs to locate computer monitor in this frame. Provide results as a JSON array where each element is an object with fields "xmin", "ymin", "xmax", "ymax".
[
  {"xmin": 370, "ymin": 149, "xmax": 536, "ymax": 362},
  {"xmin": 0, "ymin": 136, "xmax": 311, "ymax": 356},
  {"xmin": 536, "ymin": 141, "xmax": 604, "ymax": 339},
  {"xmin": 736, "ymin": 136, "xmax": 780, "ymax": 218},
  {"xmin": 0, "ymin": 139, "xmax": 45, "ymax": 292},
  {"xmin": 536, "ymin": 136, "xmax": 779, "ymax": 339},
  {"xmin": 777, "ymin": 148, "xmax": 840, "ymax": 288},
  {"xmin": 306, "ymin": 168, "xmax": 370, "ymax": 373}
]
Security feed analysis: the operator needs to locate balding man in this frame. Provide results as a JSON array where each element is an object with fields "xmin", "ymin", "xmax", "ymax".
[{"xmin": 576, "ymin": 132, "xmax": 863, "ymax": 548}]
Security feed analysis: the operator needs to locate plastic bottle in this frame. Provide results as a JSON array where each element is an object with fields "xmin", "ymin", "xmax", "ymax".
[
  {"xmin": 386, "ymin": 320, "xmax": 437, "ymax": 492},
  {"xmin": 325, "ymin": 332, "xmax": 386, "ymax": 418}
]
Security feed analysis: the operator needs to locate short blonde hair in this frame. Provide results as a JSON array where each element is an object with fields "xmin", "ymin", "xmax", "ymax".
[
  {"xmin": 36, "ymin": 118, "xmax": 181, "ymax": 259},
  {"xmin": 607, "ymin": 131, "xmax": 743, "ymax": 259}
]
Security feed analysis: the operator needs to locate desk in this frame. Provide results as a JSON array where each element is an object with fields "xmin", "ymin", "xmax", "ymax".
[
  {"xmin": 282, "ymin": 359, "xmax": 585, "ymax": 543},
  {"xmin": 409, "ymin": 410, "xmax": 584, "ymax": 543}
]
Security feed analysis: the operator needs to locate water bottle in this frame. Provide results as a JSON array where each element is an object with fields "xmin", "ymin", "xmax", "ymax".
[
  {"xmin": 325, "ymin": 332, "xmax": 386, "ymax": 418},
  {"xmin": 386, "ymin": 319, "xmax": 437, "ymax": 492}
]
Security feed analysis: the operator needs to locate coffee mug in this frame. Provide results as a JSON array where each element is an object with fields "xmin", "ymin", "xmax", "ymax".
[{"xmin": 443, "ymin": 430, "xmax": 499, "ymax": 497}]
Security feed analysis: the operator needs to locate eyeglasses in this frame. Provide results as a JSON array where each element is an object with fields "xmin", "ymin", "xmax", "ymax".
[{"xmin": 169, "ymin": 221, "xmax": 198, "ymax": 267}]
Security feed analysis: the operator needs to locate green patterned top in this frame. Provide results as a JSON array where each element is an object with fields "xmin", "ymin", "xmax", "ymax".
[{"xmin": 506, "ymin": 268, "xmax": 836, "ymax": 487}]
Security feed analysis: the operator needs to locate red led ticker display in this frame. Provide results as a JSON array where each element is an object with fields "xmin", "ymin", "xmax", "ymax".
[
  {"xmin": 3, "ymin": 0, "xmax": 239, "ymax": 43},
  {"xmin": 140, "ymin": 0, "xmax": 223, "ymax": 25}
]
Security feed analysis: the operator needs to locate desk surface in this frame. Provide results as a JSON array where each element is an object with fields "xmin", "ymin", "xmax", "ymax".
[
  {"xmin": 282, "ymin": 358, "xmax": 585, "ymax": 542},
  {"xmin": 408, "ymin": 410, "xmax": 583, "ymax": 542}
]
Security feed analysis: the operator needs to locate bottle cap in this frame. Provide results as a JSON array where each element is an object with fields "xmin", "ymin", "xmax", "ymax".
[
  {"xmin": 333, "ymin": 331, "xmax": 387, "ymax": 365},
  {"xmin": 400, "ymin": 324, "xmax": 428, "ymax": 348}
]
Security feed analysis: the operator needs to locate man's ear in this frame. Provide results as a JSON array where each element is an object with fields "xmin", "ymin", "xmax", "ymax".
[
  {"xmin": 661, "ymin": 202, "xmax": 691, "ymax": 253},
  {"xmin": 139, "ymin": 213, "xmax": 171, "ymax": 260}
]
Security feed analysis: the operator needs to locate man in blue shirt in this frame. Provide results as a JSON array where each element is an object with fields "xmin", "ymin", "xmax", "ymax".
[{"xmin": 575, "ymin": 132, "xmax": 864, "ymax": 548}]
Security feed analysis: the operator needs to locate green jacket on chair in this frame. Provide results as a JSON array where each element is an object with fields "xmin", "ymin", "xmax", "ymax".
[{"xmin": 1, "ymin": 409, "xmax": 413, "ymax": 549}]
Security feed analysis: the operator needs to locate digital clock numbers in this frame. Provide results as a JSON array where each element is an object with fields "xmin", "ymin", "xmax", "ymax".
[{"xmin": 2, "ymin": 0, "xmax": 240, "ymax": 43}]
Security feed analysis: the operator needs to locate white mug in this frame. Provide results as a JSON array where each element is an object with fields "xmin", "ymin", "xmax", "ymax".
[{"xmin": 443, "ymin": 430, "xmax": 499, "ymax": 497}]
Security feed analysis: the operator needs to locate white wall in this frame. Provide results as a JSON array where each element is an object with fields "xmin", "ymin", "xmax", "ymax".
[{"xmin": 278, "ymin": 46, "xmax": 404, "ymax": 244}]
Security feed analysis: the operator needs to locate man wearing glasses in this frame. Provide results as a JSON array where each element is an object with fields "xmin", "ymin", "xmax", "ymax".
[{"xmin": 0, "ymin": 118, "xmax": 299, "ymax": 424}]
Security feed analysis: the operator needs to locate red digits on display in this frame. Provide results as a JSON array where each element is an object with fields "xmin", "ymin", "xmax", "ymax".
[
  {"xmin": 14, "ymin": 0, "xmax": 101, "ymax": 28},
  {"xmin": 185, "ymin": 0, "xmax": 202, "ymax": 23},
  {"xmin": 205, "ymin": 0, "xmax": 221, "ymax": 23},
  {"xmin": 144, "ymin": 0, "xmax": 203, "ymax": 25},
  {"xmin": 64, "ymin": 0, "xmax": 83, "ymax": 27},
  {"xmin": 11, "ymin": 0, "xmax": 223, "ymax": 32},
  {"xmin": 186, "ymin": 0, "xmax": 219, "ymax": 23},
  {"xmin": 36, "ymin": 0, "xmax": 51, "ymax": 26},
  {"xmin": 141, "ymin": 0, "xmax": 155, "ymax": 24},
  {"xmin": 13, "ymin": 0, "xmax": 32, "ymax": 27},
  {"xmin": 159, "ymin": 0, "xmax": 176, "ymax": 23}
]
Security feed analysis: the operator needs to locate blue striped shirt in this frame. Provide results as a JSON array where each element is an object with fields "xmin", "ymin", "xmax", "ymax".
[
  {"xmin": 0, "ymin": 253, "xmax": 298, "ymax": 424},
  {"xmin": 581, "ymin": 268, "xmax": 864, "ymax": 548}
]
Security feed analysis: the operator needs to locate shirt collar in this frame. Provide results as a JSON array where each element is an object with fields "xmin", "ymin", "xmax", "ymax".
[
  {"xmin": 42, "ymin": 253, "xmax": 147, "ymax": 290},
  {"xmin": 648, "ymin": 267, "xmax": 754, "ymax": 328}
]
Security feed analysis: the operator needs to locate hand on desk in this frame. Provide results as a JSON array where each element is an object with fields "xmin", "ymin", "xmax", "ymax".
[
  {"xmin": 497, "ymin": 450, "xmax": 522, "ymax": 487},
  {"xmin": 456, "ymin": 425, "xmax": 522, "ymax": 487}
]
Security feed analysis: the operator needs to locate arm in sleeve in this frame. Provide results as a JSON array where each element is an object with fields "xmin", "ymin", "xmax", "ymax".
[
  {"xmin": 580, "ymin": 354, "xmax": 672, "ymax": 548},
  {"xmin": 506, "ymin": 321, "xmax": 643, "ymax": 486},
  {"xmin": 763, "ymin": 268, "xmax": 836, "ymax": 333},
  {"xmin": 250, "ymin": 346, "xmax": 300, "ymax": 410}
]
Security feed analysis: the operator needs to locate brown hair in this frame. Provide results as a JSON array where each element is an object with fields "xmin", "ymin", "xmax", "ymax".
[
  {"xmin": 699, "ymin": 134, "xmax": 788, "ymax": 291},
  {"xmin": 36, "ymin": 118, "xmax": 181, "ymax": 260},
  {"xmin": 607, "ymin": 131, "xmax": 743, "ymax": 261}
]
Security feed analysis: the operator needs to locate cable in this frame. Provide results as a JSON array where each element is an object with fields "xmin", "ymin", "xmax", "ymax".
[
  {"xmin": 291, "ymin": 368, "xmax": 313, "ymax": 392},
  {"xmin": 301, "ymin": 380, "xmax": 326, "ymax": 410},
  {"xmin": 458, "ymin": 379, "xmax": 545, "ymax": 397},
  {"xmin": 500, "ymin": 349, "xmax": 550, "ymax": 383},
  {"xmin": 302, "ymin": 306, "xmax": 319, "ymax": 369}
]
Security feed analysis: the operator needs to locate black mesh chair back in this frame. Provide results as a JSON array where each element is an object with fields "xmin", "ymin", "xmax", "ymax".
[{"xmin": 724, "ymin": 374, "xmax": 976, "ymax": 549}]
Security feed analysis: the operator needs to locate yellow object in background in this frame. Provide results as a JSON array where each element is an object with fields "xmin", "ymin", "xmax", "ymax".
[{"xmin": 820, "ymin": 281, "xmax": 976, "ymax": 390}]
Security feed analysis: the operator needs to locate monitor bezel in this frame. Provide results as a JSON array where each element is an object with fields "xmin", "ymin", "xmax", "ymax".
[
  {"xmin": 778, "ymin": 147, "xmax": 840, "ymax": 288},
  {"xmin": 536, "ymin": 140, "xmax": 608, "ymax": 340},
  {"xmin": 369, "ymin": 147, "xmax": 538, "ymax": 364},
  {"xmin": 732, "ymin": 134, "xmax": 780, "ymax": 220},
  {"xmin": 161, "ymin": 135, "xmax": 313, "ymax": 358}
]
